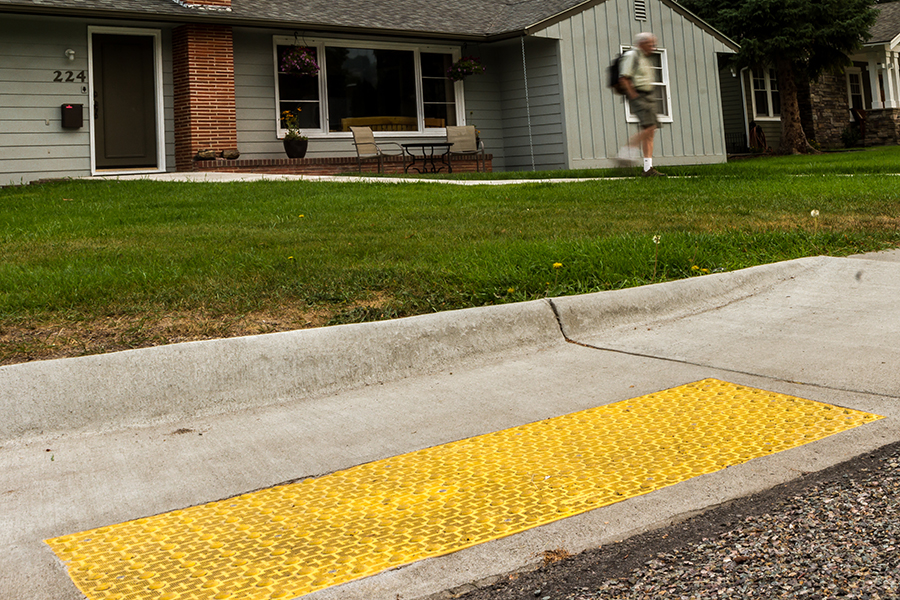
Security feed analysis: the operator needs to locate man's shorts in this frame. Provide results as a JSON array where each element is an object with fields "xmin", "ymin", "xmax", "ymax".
[{"xmin": 629, "ymin": 91, "xmax": 659, "ymax": 128}]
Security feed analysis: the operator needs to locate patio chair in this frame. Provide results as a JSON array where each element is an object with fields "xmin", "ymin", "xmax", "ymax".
[
  {"xmin": 350, "ymin": 126, "xmax": 404, "ymax": 173},
  {"xmin": 446, "ymin": 125, "xmax": 485, "ymax": 172}
]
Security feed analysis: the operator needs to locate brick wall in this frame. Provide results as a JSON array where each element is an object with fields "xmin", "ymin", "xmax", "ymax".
[
  {"xmin": 180, "ymin": 0, "xmax": 231, "ymax": 6},
  {"xmin": 173, "ymin": 24, "xmax": 238, "ymax": 171},
  {"xmin": 193, "ymin": 154, "xmax": 493, "ymax": 176}
]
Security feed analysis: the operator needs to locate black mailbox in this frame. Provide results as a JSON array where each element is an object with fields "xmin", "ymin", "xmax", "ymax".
[{"xmin": 61, "ymin": 104, "xmax": 83, "ymax": 129}]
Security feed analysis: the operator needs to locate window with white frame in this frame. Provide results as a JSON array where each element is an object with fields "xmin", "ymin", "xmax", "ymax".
[
  {"xmin": 751, "ymin": 68, "xmax": 780, "ymax": 119},
  {"xmin": 846, "ymin": 68, "xmax": 867, "ymax": 111},
  {"xmin": 275, "ymin": 38, "xmax": 460, "ymax": 137},
  {"xmin": 621, "ymin": 46, "xmax": 673, "ymax": 123}
]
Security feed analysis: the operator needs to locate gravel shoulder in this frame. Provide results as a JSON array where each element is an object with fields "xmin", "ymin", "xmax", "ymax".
[{"xmin": 448, "ymin": 440, "xmax": 900, "ymax": 600}]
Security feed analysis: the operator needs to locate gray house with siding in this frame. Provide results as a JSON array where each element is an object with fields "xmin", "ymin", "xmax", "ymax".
[{"xmin": 0, "ymin": 0, "xmax": 736, "ymax": 186}]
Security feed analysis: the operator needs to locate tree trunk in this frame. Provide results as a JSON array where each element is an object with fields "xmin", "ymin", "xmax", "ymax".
[{"xmin": 776, "ymin": 57, "xmax": 817, "ymax": 155}]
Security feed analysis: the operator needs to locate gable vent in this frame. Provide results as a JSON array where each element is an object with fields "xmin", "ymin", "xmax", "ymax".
[{"xmin": 634, "ymin": 0, "xmax": 647, "ymax": 21}]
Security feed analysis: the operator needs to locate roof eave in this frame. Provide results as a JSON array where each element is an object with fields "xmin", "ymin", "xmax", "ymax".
[
  {"xmin": 863, "ymin": 33, "xmax": 900, "ymax": 51},
  {"xmin": 522, "ymin": 0, "xmax": 739, "ymax": 51}
]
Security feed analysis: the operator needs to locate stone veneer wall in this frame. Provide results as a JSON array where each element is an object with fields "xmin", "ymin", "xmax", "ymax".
[
  {"xmin": 802, "ymin": 71, "xmax": 900, "ymax": 148},
  {"xmin": 802, "ymin": 72, "xmax": 852, "ymax": 149},
  {"xmin": 865, "ymin": 110, "xmax": 900, "ymax": 146}
]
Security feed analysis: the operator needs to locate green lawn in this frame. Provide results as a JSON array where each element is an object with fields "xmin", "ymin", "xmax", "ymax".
[{"xmin": 2, "ymin": 147, "xmax": 899, "ymax": 362}]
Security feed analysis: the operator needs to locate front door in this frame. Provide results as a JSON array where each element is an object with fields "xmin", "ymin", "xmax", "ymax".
[{"xmin": 92, "ymin": 33, "xmax": 158, "ymax": 169}]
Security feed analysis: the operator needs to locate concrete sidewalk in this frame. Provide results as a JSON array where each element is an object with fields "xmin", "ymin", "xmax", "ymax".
[
  {"xmin": 90, "ymin": 172, "xmax": 622, "ymax": 185},
  {"xmin": 1, "ymin": 250, "xmax": 899, "ymax": 600}
]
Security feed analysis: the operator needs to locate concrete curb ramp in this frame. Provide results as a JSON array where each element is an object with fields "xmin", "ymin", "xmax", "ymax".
[
  {"xmin": 3, "ymin": 252, "xmax": 900, "ymax": 600},
  {"xmin": 1, "ymin": 257, "xmax": 822, "ymax": 443}
]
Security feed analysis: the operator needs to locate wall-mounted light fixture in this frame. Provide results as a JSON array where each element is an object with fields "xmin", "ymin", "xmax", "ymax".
[{"xmin": 65, "ymin": 49, "xmax": 76, "ymax": 61}]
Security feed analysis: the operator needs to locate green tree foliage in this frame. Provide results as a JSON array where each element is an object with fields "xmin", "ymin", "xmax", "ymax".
[{"xmin": 681, "ymin": 0, "xmax": 878, "ymax": 154}]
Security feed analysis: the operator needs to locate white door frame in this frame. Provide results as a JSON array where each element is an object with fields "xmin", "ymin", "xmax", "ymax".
[{"xmin": 88, "ymin": 26, "xmax": 166, "ymax": 175}]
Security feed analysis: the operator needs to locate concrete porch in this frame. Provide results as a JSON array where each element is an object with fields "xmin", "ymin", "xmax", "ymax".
[{"xmin": 192, "ymin": 153, "xmax": 493, "ymax": 176}]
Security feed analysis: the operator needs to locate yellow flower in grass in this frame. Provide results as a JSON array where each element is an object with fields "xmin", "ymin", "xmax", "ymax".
[{"xmin": 553, "ymin": 262, "xmax": 563, "ymax": 269}]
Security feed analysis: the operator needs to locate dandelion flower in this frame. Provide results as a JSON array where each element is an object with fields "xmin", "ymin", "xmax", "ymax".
[
  {"xmin": 553, "ymin": 262, "xmax": 563, "ymax": 269},
  {"xmin": 507, "ymin": 287, "xmax": 515, "ymax": 294},
  {"xmin": 691, "ymin": 265, "xmax": 700, "ymax": 271},
  {"xmin": 810, "ymin": 209, "xmax": 820, "ymax": 218},
  {"xmin": 652, "ymin": 235, "xmax": 661, "ymax": 244},
  {"xmin": 298, "ymin": 214, "xmax": 305, "ymax": 218}
]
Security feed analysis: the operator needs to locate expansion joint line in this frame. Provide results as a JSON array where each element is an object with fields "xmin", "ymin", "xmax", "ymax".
[{"xmin": 544, "ymin": 300, "xmax": 900, "ymax": 401}]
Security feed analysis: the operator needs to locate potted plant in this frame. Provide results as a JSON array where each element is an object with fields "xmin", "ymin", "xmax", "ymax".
[
  {"xmin": 447, "ymin": 56, "xmax": 486, "ymax": 82},
  {"xmin": 280, "ymin": 46, "xmax": 319, "ymax": 77},
  {"xmin": 281, "ymin": 108, "xmax": 308, "ymax": 158}
]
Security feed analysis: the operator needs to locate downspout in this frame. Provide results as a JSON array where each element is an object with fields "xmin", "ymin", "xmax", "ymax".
[
  {"xmin": 521, "ymin": 34, "xmax": 536, "ymax": 170},
  {"xmin": 739, "ymin": 67, "xmax": 750, "ymax": 149}
]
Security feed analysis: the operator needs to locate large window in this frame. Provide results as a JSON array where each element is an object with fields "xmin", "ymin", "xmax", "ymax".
[
  {"xmin": 621, "ymin": 46, "xmax": 673, "ymax": 124},
  {"xmin": 275, "ymin": 39, "xmax": 459, "ymax": 137},
  {"xmin": 752, "ymin": 69, "xmax": 780, "ymax": 119}
]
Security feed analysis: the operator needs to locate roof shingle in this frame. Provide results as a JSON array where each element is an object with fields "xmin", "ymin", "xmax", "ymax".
[
  {"xmin": 869, "ymin": 1, "xmax": 900, "ymax": 45},
  {"xmin": 0, "ymin": 0, "xmax": 589, "ymax": 38}
]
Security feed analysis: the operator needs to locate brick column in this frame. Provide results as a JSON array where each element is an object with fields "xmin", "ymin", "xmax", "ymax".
[{"xmin": 173, "ymin": 24, "xmax": 238, "ymax": 171}]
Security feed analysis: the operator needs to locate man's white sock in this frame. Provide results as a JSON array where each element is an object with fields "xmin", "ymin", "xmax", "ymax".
[{"xmin": 643, "ymin": 158, "xmax": 653, "ymax": 171}]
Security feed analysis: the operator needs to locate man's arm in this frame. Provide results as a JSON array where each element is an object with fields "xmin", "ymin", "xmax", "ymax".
[
  {"xmin": 617, "ymin": 50, "xmax": 639, "ymax": 100},
  {"xmin": 618, "ymin": 75, "xmax": 638, "ymax": 100}
]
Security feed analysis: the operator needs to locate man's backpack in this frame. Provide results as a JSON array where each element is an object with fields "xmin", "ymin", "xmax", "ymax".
[{"xmin": 608, "ymin": 52, "xmax": 626, "ymax": 94}]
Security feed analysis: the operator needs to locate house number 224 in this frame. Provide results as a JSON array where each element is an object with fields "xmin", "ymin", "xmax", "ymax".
[{"xmin": 53, "ymin": 70, "xmax": 87, "ymax": 83}]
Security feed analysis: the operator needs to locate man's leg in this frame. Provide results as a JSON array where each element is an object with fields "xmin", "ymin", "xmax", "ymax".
[
  {"xmin": 641, "ymin": 125, "xmax": 655, "ymax": 172},
  {"xmin": 618, "ymin": 125, "xmax": 651, "ymax": 166},
  {"xmin": 641, "ymin": 125, "xmax": 655, "ymax": 160}
]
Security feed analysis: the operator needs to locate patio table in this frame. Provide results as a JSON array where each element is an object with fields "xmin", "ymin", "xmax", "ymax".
[{"xmin": 402, "ymin": 142, "xmax": 453, "ymax": 174}]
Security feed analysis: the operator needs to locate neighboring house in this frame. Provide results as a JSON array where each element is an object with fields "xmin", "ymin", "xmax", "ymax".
[
  {"xmin": 732, "ymin": 2, "xmax": 900, "ymax": 152},
  {"xmin": 0, "ymin": 0, "xmax": 737, "ymax": 186}
]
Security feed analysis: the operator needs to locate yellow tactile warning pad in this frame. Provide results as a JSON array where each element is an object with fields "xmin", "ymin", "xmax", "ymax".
[{"xmin": 47, "ymin": 379, "xmax": 882, "ymax": 600}]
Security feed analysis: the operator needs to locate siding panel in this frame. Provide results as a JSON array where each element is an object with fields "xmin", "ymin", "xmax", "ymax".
[
  {"xmin": 493, "ymin": 37, "xmax": 567, "ymax": 171},
  {"xmin": 0, "ymin": 15, "xmax": 174, "ymax": 185},
  {"xmin": 0, "ymin": 16, "xmax": 92, "ymax": 185}
]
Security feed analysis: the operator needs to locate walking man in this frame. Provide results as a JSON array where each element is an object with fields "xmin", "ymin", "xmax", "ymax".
[{"xmin": 616, "ymin": 32, "xmax": 665, "ymax": 177}]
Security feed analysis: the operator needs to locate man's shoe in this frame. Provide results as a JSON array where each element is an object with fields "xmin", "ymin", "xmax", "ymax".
[{"xmin": 641, "ymin": 167, "xmax": 666, "ymax": 177}]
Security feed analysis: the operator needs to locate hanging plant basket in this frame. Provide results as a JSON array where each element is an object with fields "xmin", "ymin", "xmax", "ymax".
[
  {"xmin": 281, "ymin": 46, "xmax": 319, "ymax": 77},
  {"xmin": 447, "ymin": 56, "xmax": 485, "ymax": 82}
]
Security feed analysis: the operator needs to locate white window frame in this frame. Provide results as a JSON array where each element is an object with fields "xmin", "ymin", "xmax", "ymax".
[
  {"xmin": 273, "ymin": 36, "xmax": 463, "ymax": 138},
  {"xmin": 846, "ymin": 67, "xmax": 867, "ymax": 116},
  {"xmin": 621, "ymin": 46, "xmax": 673, "ymax": 124},
  {"xmin": 751, "ymin": 68, "xmax": 780, "ymax": 120}
]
